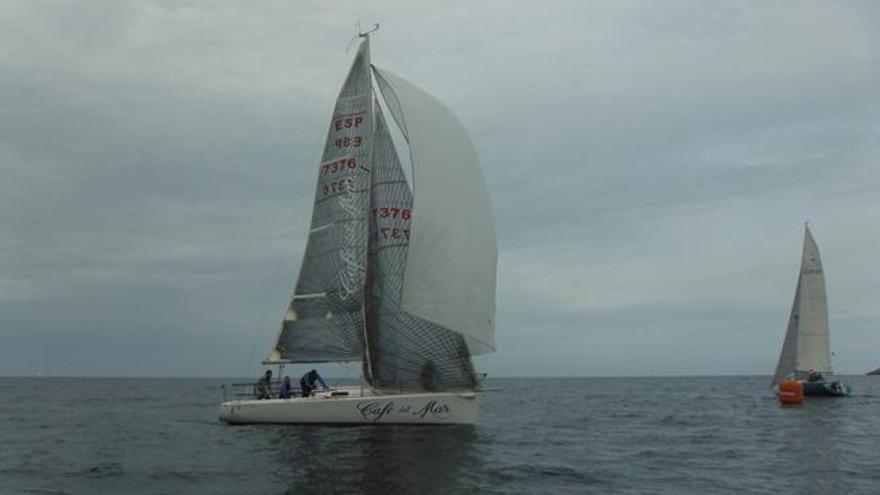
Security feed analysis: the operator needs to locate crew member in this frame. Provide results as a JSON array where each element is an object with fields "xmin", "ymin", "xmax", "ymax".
[{"xmin": 300, "ymin": 369, "xmax": 328, "ymax": 397}]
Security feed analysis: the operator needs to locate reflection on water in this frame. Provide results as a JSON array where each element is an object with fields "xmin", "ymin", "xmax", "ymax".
[{"xmin": 271, "ymin": 425, "xmax": 480, "ymax": 494}]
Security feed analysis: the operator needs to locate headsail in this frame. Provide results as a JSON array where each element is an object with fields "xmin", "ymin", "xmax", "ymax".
[
  {"xmin": 271, "ymin": 39, "xmax": 374, "ymax": 363},
  {"xmin": 773, "ymin": 278, "xmax": 801, "ymax": 384},
  {"xmin": 374, "ymin": 67, "xmax": 497, "ymax": 356},
  {"xmin": 772, "ymin": 225, "xmax": 832, "ymax": 384},
  {"xmin": 365, "ymin": 104, "xmax": 477, "ymax": 390}
]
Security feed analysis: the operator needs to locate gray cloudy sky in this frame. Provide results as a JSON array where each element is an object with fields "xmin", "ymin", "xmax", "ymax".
[{"xmin": 1, "ymin": 1, "xmax": 878, "ymax": 377}]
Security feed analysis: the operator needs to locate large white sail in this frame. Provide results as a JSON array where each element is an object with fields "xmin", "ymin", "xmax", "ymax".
[
  {"xmin": 772, "ymin": 225, "xmax": 832, "ymax": 384},
  {"xmin": 373, "ymin": 67, "xmax": 497, "ymax": 356},
  {"xmin": 365, "ymin": 104, "xmax": 477, "ymax": 390},
  {"xmin": 271, "ymin": 39, "xmax": 374, "ymax": 363}
]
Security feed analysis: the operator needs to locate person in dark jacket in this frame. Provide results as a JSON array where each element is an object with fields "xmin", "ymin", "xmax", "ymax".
[
  {"xmin": 300, "ymin": 369, "xmax": 328, "ymax": 398},
  {"xmin": 278, "ymin": 376, "xmax": 294, "ymax": 399},
  {"xmin": 255, "ymin": 369, "xmax": 273, "ymax": 399}
]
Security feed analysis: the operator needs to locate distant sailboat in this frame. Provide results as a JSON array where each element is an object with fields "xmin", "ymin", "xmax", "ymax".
[
  {"xmin": 772, "ymin": 224, "xmax": 850, "ymax": 397},
  {"xmin": 220, "ymin": 29, "xmax": 497, "ymax": 424}
]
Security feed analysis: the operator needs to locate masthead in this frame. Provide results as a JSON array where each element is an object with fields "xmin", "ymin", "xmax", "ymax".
[{"xmin": 359, "ymin": 22, "xmax": 380, "ymax": 38}]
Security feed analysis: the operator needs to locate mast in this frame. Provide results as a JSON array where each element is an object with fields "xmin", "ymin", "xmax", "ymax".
[{"xmin": 360, "ymin": 29, "xmax": 376, "ymax": 385}]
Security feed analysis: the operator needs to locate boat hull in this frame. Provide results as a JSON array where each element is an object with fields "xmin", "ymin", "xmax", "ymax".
[
  {"xmin": 802, "ymin": 381, "xmax": 851, "ymax": 397},
  {"xmin": 219, "ymin": 389, "xmax": 481, "ymax": 425}
]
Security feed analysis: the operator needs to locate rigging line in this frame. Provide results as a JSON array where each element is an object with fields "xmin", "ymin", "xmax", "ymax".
[
  {"xmin": 244, "ymin": 152, "xmax": 320, "ymax": 380},
  {"xmin": 245, "ymin": 224, "xmax": 296, "ymax": 378}
]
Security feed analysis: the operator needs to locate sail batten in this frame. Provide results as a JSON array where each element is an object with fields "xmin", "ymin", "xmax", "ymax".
[{"xmin": 291, "ymin": 292, "xmax": 327, "ymax": 300}]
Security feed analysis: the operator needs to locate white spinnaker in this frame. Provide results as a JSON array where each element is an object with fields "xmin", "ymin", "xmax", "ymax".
[
  {"xmin": 795, "ymin": 226, "xmax": 832, "ymax": 374},
  {"xmin": 373, "ymin": 67, "xmax": 497, "ymax": 355}
]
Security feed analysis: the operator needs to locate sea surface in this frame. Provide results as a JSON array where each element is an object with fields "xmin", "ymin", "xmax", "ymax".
[{"xmin": 1, "ymin": 376, "xmax": 879, "ymax": 494}]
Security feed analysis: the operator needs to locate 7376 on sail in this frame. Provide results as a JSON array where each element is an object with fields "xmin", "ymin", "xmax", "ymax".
[
  {"xmin": 372, "ymin": 207, "xmax": 411, "ymax": 219},
  {"xmin": 321, "ymin": 157, "xmax": 358, "ymax": 175}
]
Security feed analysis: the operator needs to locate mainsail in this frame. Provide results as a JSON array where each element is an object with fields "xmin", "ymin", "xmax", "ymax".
[
  {"xmin": 270, "ymin": 37, "xmax": 496, "ymax": 391},
  {"xmin": 272, "ymin": 39, "xmax": 374, "ymax": 363},
  {"xmin": 772, "ymin": 225, "xmax": 832, "ymax": 384}
]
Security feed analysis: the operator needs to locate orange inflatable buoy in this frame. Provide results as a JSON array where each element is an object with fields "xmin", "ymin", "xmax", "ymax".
[{"xmin": 778, "ymin": 380, "xmax": 804, "ymax": 405}]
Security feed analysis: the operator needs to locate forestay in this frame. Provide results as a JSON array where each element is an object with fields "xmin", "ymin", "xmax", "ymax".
[{"xmin": 373, "ymin": 67, "xmax": 497, "ymax": 356}]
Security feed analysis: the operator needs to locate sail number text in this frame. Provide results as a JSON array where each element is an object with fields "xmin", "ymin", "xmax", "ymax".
[
  {"xmin": 322, "ymin": 179, "xmax": 353, "ymax": 196},
  {"xmin": 334, "ymin": 136, "xmax": 362, "ymax": 149},
  {"xmin": 371, "ymin": 207, "xmax": 411, "ymax": 220},
  {"xmin": 373, "ymin": 228, "xmax": 410, "ymax": 241},
  {"xmin": 322, "ymin": 158, "xmax": 358, "ymax": 175},
  {"xmin": 334, "ymin": 114, "xmax": 365, "ymax": 131}
]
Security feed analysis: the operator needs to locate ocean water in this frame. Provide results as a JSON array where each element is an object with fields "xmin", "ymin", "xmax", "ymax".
[{"xmin": 1, "ymin": 376, "xmax": 878, "ymax": 494}]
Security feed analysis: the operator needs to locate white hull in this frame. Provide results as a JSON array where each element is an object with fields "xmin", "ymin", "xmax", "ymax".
[{"xmin": 219, "ymin": 388, "xmax": 481, "ymax": 425}]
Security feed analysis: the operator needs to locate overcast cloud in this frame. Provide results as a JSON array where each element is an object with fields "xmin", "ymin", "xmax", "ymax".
[{"xmin": 1, "ymin": 1, "xmax": 878, "ymax": 377}]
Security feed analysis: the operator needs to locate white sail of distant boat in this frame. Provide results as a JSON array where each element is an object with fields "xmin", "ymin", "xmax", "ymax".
[
  {"xmin": 772, "ymin": 225, "xmax": 833, "ymax": 384},
  {"xmin": 220, "ymin": 30, "xmax": 497, "ymax": 424}
]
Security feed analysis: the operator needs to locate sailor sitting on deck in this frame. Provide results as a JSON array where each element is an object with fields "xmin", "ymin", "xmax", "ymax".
[
  {"xmin": 300, "ymin": 369, "xmax": 328, "ymax": 398},
  {"xmin": 807, "ymin": 369, "xmax": 824, "ymax": 382},
  {"xmin": 278, "ymin": 376, "xmax": 293, "ymax": 399},
  {"xmin": 255, "ymin": 369, "xmax": 273, "ymax": 399}
]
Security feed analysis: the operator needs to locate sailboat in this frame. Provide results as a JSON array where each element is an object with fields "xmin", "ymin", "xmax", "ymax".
[
  {"xmin": 220, "ymin": 30, "xmax": 497, "ymax": 424},
  {"xmin": 772, "ymin": 224, "xmax": 850, "ymax": 397}
]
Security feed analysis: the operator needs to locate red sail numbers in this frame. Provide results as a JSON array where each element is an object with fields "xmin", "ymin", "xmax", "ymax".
[
  {"xmin": 322, "ymin": 157, "xmax": 358, "ymax": 176},
  {"xmin": 333, "ymin": 112, "xmax": 366, "ymax": 150},
  {"xmin": 372, "ymin": 207, "xmax": 411, "ymax": 220},
  {"xmin": 334, "ymin": 136, "xmax": 362, "ymax": 149},
  {"xmin": 334, "ymin": 114, "xmax": 365, "ymax": 131},
  {"xmin": 319, "ymin": 157, "xmax": 358, "ymax": 196},
  {"xmin": 372, "ymin": 207, "xmax": 412, "ymax": 242}
]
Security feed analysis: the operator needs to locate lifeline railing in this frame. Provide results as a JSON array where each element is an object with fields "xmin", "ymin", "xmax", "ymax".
[{"xmin": 220, "ymin": 379, "xmax": 363, "ymax": 401}]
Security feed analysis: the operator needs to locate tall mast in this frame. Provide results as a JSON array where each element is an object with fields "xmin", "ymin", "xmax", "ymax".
[{"xmin": 359, "ymin": 28, "xmax": 377, "ymax": 385}]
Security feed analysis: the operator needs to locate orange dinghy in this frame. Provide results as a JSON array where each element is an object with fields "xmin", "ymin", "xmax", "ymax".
[{"xmin": 778, "ymin": 380, "xmax": 803, "ymax": 405}]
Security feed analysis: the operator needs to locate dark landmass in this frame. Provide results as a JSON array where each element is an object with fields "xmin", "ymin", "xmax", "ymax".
[{"xmin": 867, "ymin": 368, "xmax": 880, "ymax": 376}]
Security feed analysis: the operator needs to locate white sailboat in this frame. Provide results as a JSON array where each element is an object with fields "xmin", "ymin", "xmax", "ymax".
[
  {"xmin": 772, "ymin": 224, "xmax": 850, "ymax": 397},
  {"xmin": 220, "ymin": 30, "xmax": 497, "ymax": 424}
]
